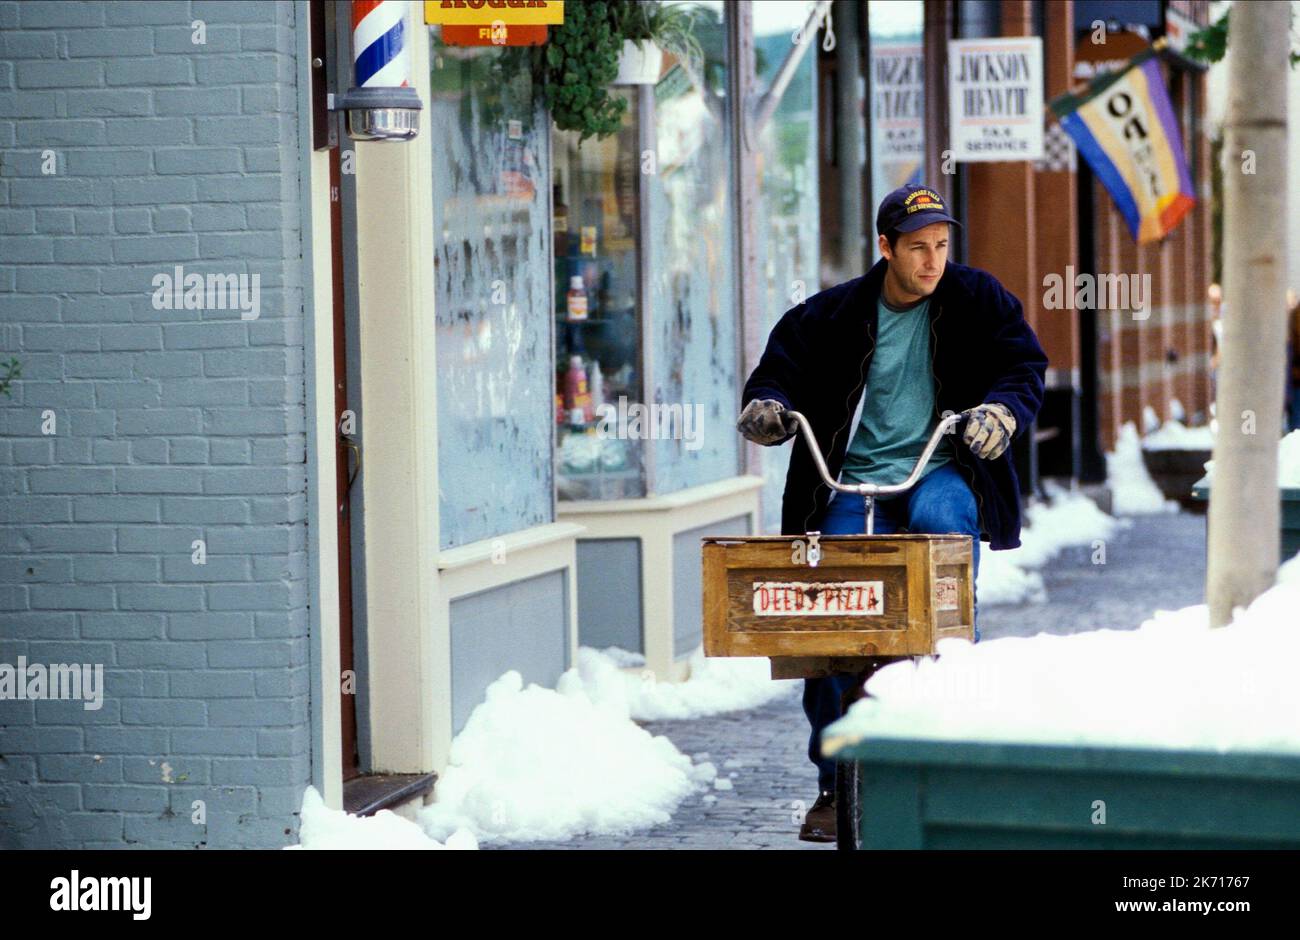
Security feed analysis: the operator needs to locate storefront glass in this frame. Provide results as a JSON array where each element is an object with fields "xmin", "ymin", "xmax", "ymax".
[
  {"xmin": 753, "ymin": 0, "xmax": 820, "ymax": 532},
  {"xmin": 552, "ymin": 88, "xmax": 647, "ymax": 501},
  {"xmin": 645, "ymin": 0, "xmax": 738, "ymax": 495},
  {"xmin": 867, "ymin": 0, "xmax": 926, "ymax": 262},
  {"xmin": 429, "ymin": 34, "xmax": 555, "ymax": 549}
]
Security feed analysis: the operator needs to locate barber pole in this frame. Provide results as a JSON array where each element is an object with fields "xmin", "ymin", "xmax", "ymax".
[{"xmin": 352, "ymin": 0, "xmax": 410, "ymax": 89}]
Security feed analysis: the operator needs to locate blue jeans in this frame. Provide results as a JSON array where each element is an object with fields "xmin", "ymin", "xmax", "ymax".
[{"xmin": 801, "ymin": 462, "xmax": 982, "ymax": 792}]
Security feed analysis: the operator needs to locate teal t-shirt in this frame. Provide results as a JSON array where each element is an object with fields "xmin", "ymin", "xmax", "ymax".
[{"xmin": 839, "ymin": 294, "xmax": 952, "ymax": 490}]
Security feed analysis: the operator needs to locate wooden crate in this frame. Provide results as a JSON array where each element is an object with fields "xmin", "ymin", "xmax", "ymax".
[{"xmin": 702, "ymin": 534, "xmax": 973, "ymax": 678}]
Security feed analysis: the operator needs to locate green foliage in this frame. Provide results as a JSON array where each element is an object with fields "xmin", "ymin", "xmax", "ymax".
[
  {"xmin": 539, "ymin": 0, "xmax": 627, "ymax": 142},
  {"xmin": 622, "ymin": 0, "xmax": 704, "ymax": 75},
  {"xmin": 1185, "ymin": 8, "xmax": 1300, "ymax": 68},
  {"xmin": 0, "ymin": 357, "xmax": 20, "ymax": 399}
]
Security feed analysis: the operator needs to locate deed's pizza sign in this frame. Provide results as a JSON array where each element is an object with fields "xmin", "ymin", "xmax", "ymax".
[{"xmin": 752, "ymin": 581, "xmax": 884, "ymax": 617}]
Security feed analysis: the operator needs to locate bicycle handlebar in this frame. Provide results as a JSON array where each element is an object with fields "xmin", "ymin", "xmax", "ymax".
[{"xmin": 784, "ymin": 409, "xmax": 971, "ymax": 498}]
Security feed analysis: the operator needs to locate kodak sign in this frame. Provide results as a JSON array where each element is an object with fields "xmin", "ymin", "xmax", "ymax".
[{"xmin": 424, "ymin": 0, "xmax": 565, "ymax": 25}]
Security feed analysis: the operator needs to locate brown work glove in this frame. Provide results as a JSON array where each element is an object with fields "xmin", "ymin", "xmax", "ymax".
[
  {"xmin": 963, "ymin": 402, "xmax": 1016, "ymax": 460},
  {"xmin": 737, "ymin": 398, "xmax": 797, "ymax": 445}
]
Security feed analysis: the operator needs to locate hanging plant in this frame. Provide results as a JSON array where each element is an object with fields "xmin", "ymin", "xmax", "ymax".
[{"xmin": 540, "ymin": 0, "xmax": 627, "ymax": 142}]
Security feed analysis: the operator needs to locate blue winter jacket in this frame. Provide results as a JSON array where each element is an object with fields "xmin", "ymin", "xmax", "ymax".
[{"xmin": 742, "ymin": 257, "xmax": 1048, "ymax": 550}]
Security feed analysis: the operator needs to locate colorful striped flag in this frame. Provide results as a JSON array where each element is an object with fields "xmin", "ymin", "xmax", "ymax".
[{"xmin": 1050, "ymin": 43, "xmax": 1195, "ymax": 243}]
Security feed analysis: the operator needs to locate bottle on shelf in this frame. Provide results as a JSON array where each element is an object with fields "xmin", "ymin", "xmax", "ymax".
[
  {"xmin": 564, "ymin": 355, "xmax": 593, "ymax": 428},
  {"xmin": 566, "ymin": 275, "xmax": 588, "ymax": 322}
]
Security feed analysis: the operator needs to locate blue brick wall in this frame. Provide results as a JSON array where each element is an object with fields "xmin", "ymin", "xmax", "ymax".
[{"xmin": 0, "ymin": 1, "xmax": 311, "ymax": 848}]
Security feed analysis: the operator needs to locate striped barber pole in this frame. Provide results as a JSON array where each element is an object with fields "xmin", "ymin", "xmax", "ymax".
[{"xmin": 352, "ymin": 0, "xmax": 410, "ymax": 88}]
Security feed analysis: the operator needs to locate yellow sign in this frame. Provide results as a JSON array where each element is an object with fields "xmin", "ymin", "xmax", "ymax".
[{"xmin": 424, "ymin": 0, "xmax": 564, "ymax": 25}]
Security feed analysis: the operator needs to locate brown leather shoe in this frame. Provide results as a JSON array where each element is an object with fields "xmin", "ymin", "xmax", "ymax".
[{"xmin": 798, "ymin": 790, "xmax": 836, "ymax": 843}]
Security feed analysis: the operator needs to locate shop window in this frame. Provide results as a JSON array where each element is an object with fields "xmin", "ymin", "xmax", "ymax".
[
  {"xmin": 553, "ymin": 87, "xmax": 647, "ymax": 501},
  {"xmin": 867, "ymin": 0, "xmax": 926, "ymax": 262},
  {"xmin": 430, "ymin": 34, "xmax": 555, "ymax": 549},
  {"xmin": 644, "ymin": 0, "xmax": 738, "ymax": 495}
]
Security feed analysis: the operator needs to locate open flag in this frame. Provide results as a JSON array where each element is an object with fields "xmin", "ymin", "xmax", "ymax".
[{"xmin": 1050, "ymin": 42, "xmax": 1195, "ymax": 243}]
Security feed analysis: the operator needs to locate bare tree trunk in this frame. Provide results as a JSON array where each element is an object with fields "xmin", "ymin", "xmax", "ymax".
[{"xmin": 1207, "ymin": 0, "xmax": 1290, "ymax": 627}]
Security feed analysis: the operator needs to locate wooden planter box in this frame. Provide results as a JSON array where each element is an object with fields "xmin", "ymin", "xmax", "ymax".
[
  {"xmin": 1141, "ymin": 447, "xmax": 1212, "ymax": 512},
  {"xmin": 1191, "ymin": 477, "xmax": 1300, "ymax": 560},
  {"xmin": 824, "ymin": 734, "xmax": 1300, "ymax": 849},
  {"xmin": 701, "ymin": 534, "xmax": 973, "ymax": 679}
]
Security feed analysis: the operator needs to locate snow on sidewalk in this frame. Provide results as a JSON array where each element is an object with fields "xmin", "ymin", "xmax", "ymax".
[
  {"xmin": 977, "ymin": 484, "xmax": 1125, "ymax": 607},
  {"xmin": 1107, "ymin": 422, "xmax": 1180, "ymax": 515},
  {"xmin": 289, "ymin": 786, "xmax": 478, "ymax": 850},
  {"xmin": 417, "ymin": 669, "xmax": 718, "ymax": 844},
  {"xmin": 575, "ymin": 645, "xmax": 799, "ymax": 721},
  {"xmin": 829, "ymin": 552, "xmax": 1300, "ymax": 756}
]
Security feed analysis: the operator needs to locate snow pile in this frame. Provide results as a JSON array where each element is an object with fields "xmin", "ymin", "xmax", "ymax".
[
  {"xmin": 574, "ymin": 645, "xmax": 799, "ymax": 721},
  {"xmin": 288, "ymin": 786, "xmax": 478, "ymax": 850},
  {"xmin": 418, "ymin": 669, "xmax": 714, "ymax": 844},
  {"xmin": 1141, "ymin": 419, "xmax": 1215, "ymax": 451},
  {"xmin": 829, "ymin": 551, "xmax": 1300, "ymax": 755},
  {"xmin": 977, "ymin": 485, "xmax": 1123, "ymax": 607},
  {"xmin": 1106, "ymin": 422, "xmax": 1179, "ymax": 514},
  {"xmin": 1201, "ymin": 429, "xmax": 1300, "ymax": 488}
]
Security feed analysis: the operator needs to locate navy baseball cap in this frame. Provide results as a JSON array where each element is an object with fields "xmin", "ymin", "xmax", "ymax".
[{"xmin": 876, "ymin": 183, "xmax": 962, "ymax": 235}]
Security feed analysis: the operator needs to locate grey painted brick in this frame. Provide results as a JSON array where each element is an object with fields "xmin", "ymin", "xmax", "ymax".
[
  {"xmin": 115, "ymin": 641, "xmax": 207, "ymax": 669},
  {"xmin": 105, "ymin": 670, "xmax": 143, "ymax": 697},
  {"xmin": 113, "ymin": 208, "xmax": 151, "ymax": 234},
  {"xmin": 35, "ymin": 207, "xmax": 75, "ymax": 233},
  {"xmin": 209, "ymin": 698, "xmax": 299, "ymax": 728},
  {"xmin": 116, "ymin": 408, "xmax": 202, "ymax": 436},
  {"xmin": 114, "ymin": 235, "xmax": 198, "ymax": 264},
  {"xmin": 105, "ymin": 57, "xmax": 194, "ymax": 87},
  {"xmin": 54, "ymin": 438, "xmax": 95, "ymax": 464},
  {"xmin": 116, "ymin": 467, "xmax": 203, "ymax": 495},
  {"xmin": 11, "ymin": 438, "xmax": 54, "ymax": 464},
  {"xmin": 66, "ymin": 89, "xmax": 152, "ymax": 118},
  {"xmin": 168, "ymin": 612, "xmax": 252, "ymax": 640},
  {"xmin": 142, "ymin": 672, "xmax": 168, "ymax": 696},
  {"xmin": 0, "ymin": 209, "xmax": 35, "ymax": 234},
  {"xmin": 73, "ymin": 555, "xmax": 159, "ymax": 582},
  {"xmin": 105, "ymin": 118, "xmax": 194, "ymax": 147},
  {"xmin": 193, "ymin": 1, "xmax": 276, "ymax": 24},
  {"xmin": 0, "ymin": 585, "xmax": 29, "ymax": 610},
  {"xmin": 73, "ymin": 209, "xmax": 111, "ymax": 234},
  {"xmin": 155, "ymin": 24, "xmax": 240, "ymax": 53},
  {"xmin": 26, "ymin": 527, "xmax": 114, "ymax": 553},
  {"xmin": 152, "ymin": 207, "xmax": 190, "ymax": 232},
  {"xmin": 106, "ymin": 2, "xmax": 193, "ymax": 26},
  {"xmin": 67, "ymin": 149, "xmax": 150, "ymax": 178},
  {"xmin": 203, "ymin": 408, "xmax": 293, "ymax": 436},
  {"xmin": 82, "ymin": 785, "xmax": 168, "ymax": 813},
  {"xmin": 71, "ymin": 496, "xmax": 159, "ymax": 525},
  {"xmin": 122, "ymin": 698, "xmax": 206, "ymax": 726},
  {"xmin": 191, "ymin": 204, "xmax": 246, "ymax": 231},
  {"xmin": 207, "ymin": 525, "xmax": 289, "ymax": 555},
  {"xmin": 124, "ymin": 756, "xmax": 208, "ymax": 785},
  {"xmin": 63, "ymin": 296, "xmax": 132, "ymax": 323},
  {"xmin": 100, "ymin": 325, "xmax": 163, "ymax": 352},
  {"xmin": 17, "ymin": 266, "xmax": 97, "ymax": 292},
  {"xmin": 170, "ymin": 729, "xmax": 257, "ymax": 757},
  {"xmin": 0, "ymin": 726, "xmax": 83, "ymax": 755},
  {"xmin": 202, "ymin": 467, "xmax": 294, "ymax": 496},
  {"xmin": 20, "ymin": 2, "xmax": 107, "ymax": 28},
  {"xmin": 67, "ymin": 27, "xmax": 154, "ymax": 57},
  {"xmin": 16, "ymin": 60, "xmax": 103, "ymax": 89},
  {"xmin": 10, "ymin": 178, "xmax": 100, "ymax": 206},
  {"xmin": 54, "ymin": 236, "xmax": 114, "ymax": 264},
  {"xmin": 169, "ymin": 438, "xmax": 208, "ymax": 464},
  {"xmin": 133, "ymin": 351, "xmax": 203, "ymax": 378},
  {"xmin": 80, "ymin": 612, "xmax": 165, "ymax": 640},
  {"xmin": 0, "ymin": 496, "xmax": 73, "ymax": 524},
  {"xmin": 154, "ymin": 87, "xmax": 239, "ymax": 116},
  {"xmin": 92, "ymin": 439, "xmax": 131, "ymax": 463},
  {"xmin": 68, "ymin": 408, "xmax": 121, "ymax": 437},
  {"xmin": 5, "ymin": 613, "xmax": 77, "ymax": 639},
  {"xmin": 0, "ymin": 30, "xmax": 59, "ymax": 58},
  {"xmin": 116, "ymin": 524, "xmax": 201, "ymax": 553},
  {"xmin": 206, "ymin": 640, "xmax": 293, "ymax": 668},
  {"xmin": 116, "ymin": 585, "xmax": 204, "ymax": 612},
  {"xmin": 256, "ymin": 784, "xmax": 304, "ymax": 816},
  {"xmin": 30, "ymin": 468, "xmax": 114, "ymax": 493},
  {"xmin": 160, "ymin": 497, "xmax": 249, "ymax": 525},
  {"xmin": 29, "ymin": 584, "xmax": 115, "ymax": 610},
  {"xmin": 130, "ymin": 438, "xmax": 168, "ymax": 464},
  {"xmin": 256, "ymin": 725, "xmax": 309, "ymax": 757},
  {"xmin": 1, "ymin": 557, "xmax": 72, "ymax": 581},
  {"xmin": 65, "ymin": 353, "xmax": 134, "ymax": 380},
  {"xmin": 154, "ymin": 147, "xmax": 241, "ymax": 176},
  {"xmin": 206, "ymin": 582, "xmax": 291, "ymax": 611},
  {"xmin": 0, "ymin": 90, "xmax": 63, "ymax": 119},
  {"xmin": 123, "ymin": 814, "xmax": 209, "ymax": 847},
  {"xmin": 195, "ymin": 175, "xmax": 278, "ymax": 202},
  {"xmin": 169, "ymin": 669, "xmax": 255, "ymax": 698},
  {"xmin": 209, "ymin": 439, "xmax": 251, "ymax": 464},
  {"xmin": 0, "ymin": 295, "xmax": 58, "ymax": 321},
  {"xmin": 162, "ymin": 555, "xmax": 249, "ymax": 582},
  {"xmin": 163, "ymin": 322, "xmax": 246, "ymax": 350},
  {"xmin": 211, "ymin": 758, "xmax": 304, "ymax": 786},
  {"xmin": 0, "ymin": 235, "xmax": 53, "ymax": 263},
  {"xmin": 33, "ymin": 700, "xmax": 121, "ymax": 725}
]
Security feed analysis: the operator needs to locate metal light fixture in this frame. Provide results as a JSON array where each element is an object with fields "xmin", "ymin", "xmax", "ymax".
[{"xmin": 331, "ymin": 0, "xmax": 422, "ymax": 142}]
